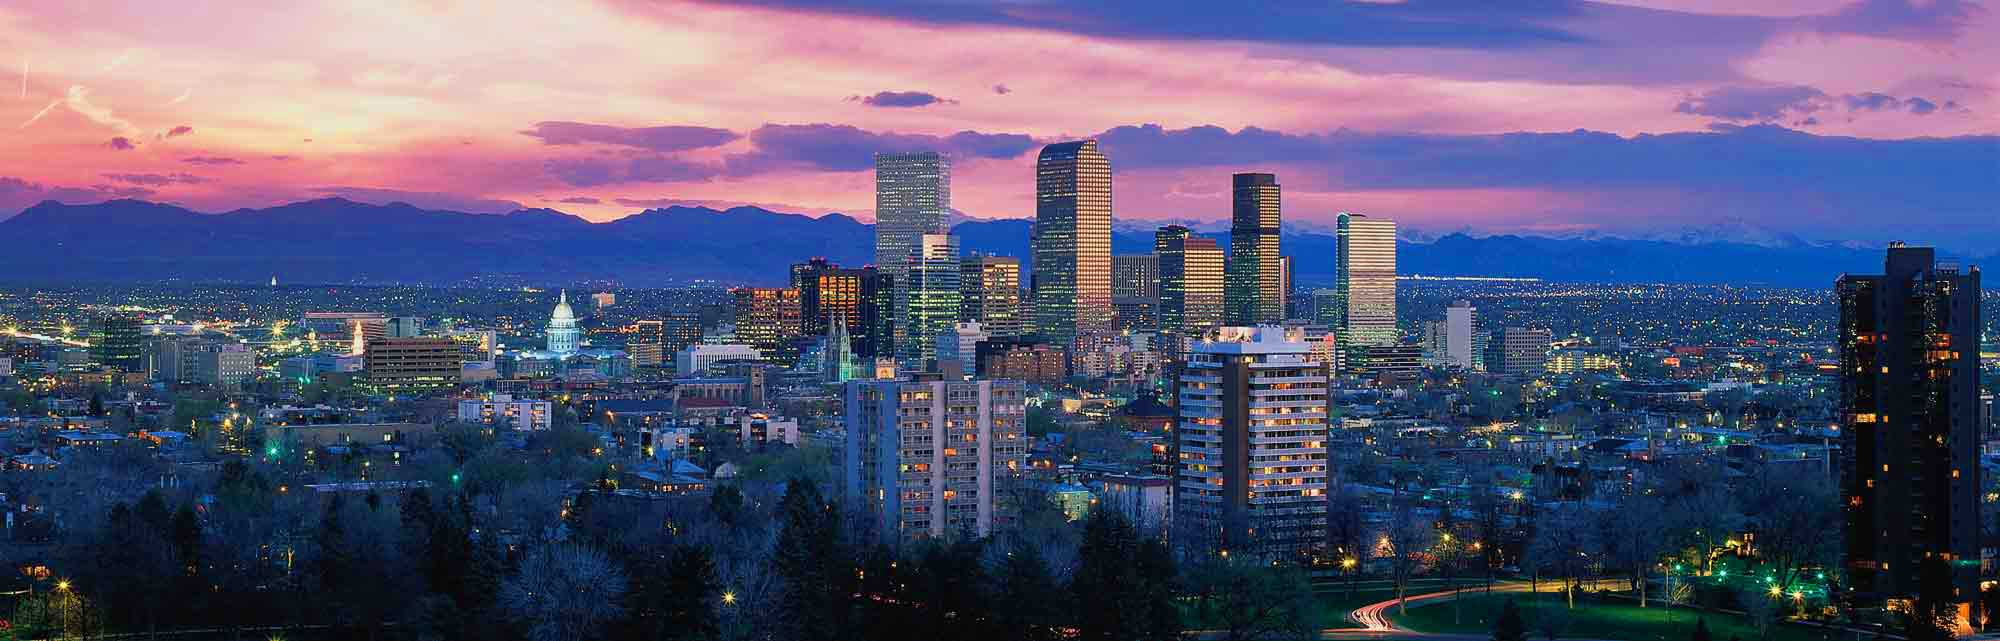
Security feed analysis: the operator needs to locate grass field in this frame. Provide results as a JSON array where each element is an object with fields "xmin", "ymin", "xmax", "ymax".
[{"xmin": 1395, "ymin": 593, "xmax": 1849, "ymax": 641}]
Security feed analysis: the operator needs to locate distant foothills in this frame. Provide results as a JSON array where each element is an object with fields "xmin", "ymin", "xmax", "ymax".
[{"xmin": 0, "ymin": 197, "xmax": 1937, "ymax": 288}]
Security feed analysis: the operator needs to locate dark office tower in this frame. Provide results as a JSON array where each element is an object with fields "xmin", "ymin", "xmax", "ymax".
[
  {"xmin": 792, "ymin": 257, "xmax": 837, "ymax": 336},
  {"xmin": 91, "ymin": 315, "xmax": 144, "ymax": 372},
  {"xmin": 1225, "ymin": 173, "xmax": 1282, "ymax": 325},
  {"xmin": 1034, "ymin": 140, "xmax": 1113, "ymax": 345},
  {"xmin": 1156, "ymin": 225, "xmax": 1225, "ymax": 336},
  {"xmin": 857, "ymin": 267, "xmax": 896, "ymax": 360},
  {"xmin": 961, "ymin": 255, "xmax": 1023, "ymax": 338},
  {"xmin": 1839, "ymin": 244, "xmax": 1981, "ymax": 608},
  {"xmin": 1113, "ymin": 254, "xmax": 1160, "ymax": 333}
]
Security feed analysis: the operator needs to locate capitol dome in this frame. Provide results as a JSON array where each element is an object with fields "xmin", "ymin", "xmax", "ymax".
[{"xmin": 546, "ymin": 290, "xmax": 580, "ymax": 355}]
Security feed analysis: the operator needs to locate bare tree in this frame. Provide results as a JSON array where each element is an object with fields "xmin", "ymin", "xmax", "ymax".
[
  {"xmin": 1736, "ymin": 464, "xmax": 1838, "ymax": 593},
  {"xmin": 1378, "ymin": 504, "xmax": 1435, "ymax": 616},
  {"xmin": 1596, "ymin": 493, "xmax": 1669, "ymax": 607},
  {"xmin": 499, "ymin": 543, "xmax": 629, "ymax": 641},
  {"xmin": 1528, "ymin": 503, "xmax": 1597, "ymax": 609}
]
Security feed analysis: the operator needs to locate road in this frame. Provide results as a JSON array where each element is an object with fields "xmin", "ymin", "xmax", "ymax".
[{"xmin": 1333, "ymin": 579, "xmax": 1626, "ymax": 640}]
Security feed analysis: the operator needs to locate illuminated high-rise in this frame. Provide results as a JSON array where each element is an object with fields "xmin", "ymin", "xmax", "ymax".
[
  {"xmin": 1225, "ymin": 173, "xmax": 1283, "ymax": 325},
  {"xmin": 900, "ymin": 234, "xmax": 962, "ymax": 363},
  {"xmin": 1839, "ymin": 244, "xmax": 1981, "ymax": 606},
  {"xmin": 1172, "ymin": 325, "xmax": 1330, "ymax": 555},
  {"xmin": 731, "ymin": 287, "xmax": 803, "ymax": 365},
  {"xmin": 1336, "ymin": 213, "xmax": 1397, "ymax": 349},
  {"xmin": 1155, "ymin": 226, "xmax": 1224, "ymax": 336},
  {"xmin": 960, "ymin": 255, "xmax": 1022, "ymax": 338},
  {"xmin": 873, "ymin": 152, "xmax": 951, "ymax": 280},
  {"xmin": 1033, "ymin": 140, "xmax": 1112, "ymax": 345}
]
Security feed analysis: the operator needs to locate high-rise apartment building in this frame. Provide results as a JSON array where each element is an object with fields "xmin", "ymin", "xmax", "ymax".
[
  {"xmin": 900, "ymin": 234, "xmax": 962, "ymax": 363},
  {"xmin": 1156, "ymin": 226, "xmax": 1225, "ymax": 336},
  {"xmin": 1485, "ymin": 326, "xmax": 1551, "ymax": 376},
  {"xmin": 731, "ymin": 287, "xmax": 803, "ymax": 365},
  {"xmin": 1172, "ymin": 326, "xmax": 1330, "ymax": 555},
  {"xmin": 960, "ymin": 255, "xmax": 1023, "ymax": 339},
  {"xmin": 1225, "ymin": 173, "xmax": 1283, "ymax": 325},
  {"xmin": 1033, "ymin": 140, "xmax": 1112, "ymax": 345},
  {"xmin": 843, "ymin": 378, "xmax": 1029, "ymax": 542},
  {"xmin": 1839, "ymin": 245, "xmax": 1981, "ymax": 606},
  {"xmin": 1336, "ymin": 213, "xmax": 1398, "ymax": 349}
]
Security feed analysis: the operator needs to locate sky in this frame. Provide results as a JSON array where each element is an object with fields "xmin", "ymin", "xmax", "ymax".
[{"xmin": 2, "ymin": 0, "xmax": 1997, "ymax": 248}]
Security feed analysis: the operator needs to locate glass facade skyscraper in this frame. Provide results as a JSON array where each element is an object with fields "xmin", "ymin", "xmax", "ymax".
[
  {"xmin": 960, "ymin": 254, "xmax": 1022, "ymax": 338},
  {"xmin": 1225, "ymin": 173, "xmax": 1282, "ymax": 325},
  {"xmin": 1155, "ymin": 225, "xmax": 1224, "ymax": 337},
  {"xmin": 1336, "ymin": 212, "xmax": 1397, "ymax": 349},
  {"xmin": 873, "ymin": 152, "xmax": 951, "ymax": 278},
  {"xmin": 1033, "ymin": 140, "xmax": 1112, "ymax": 346},
  {"xmin": 900, "ymin": 233, "xmax": 962, "ymax": 363}
]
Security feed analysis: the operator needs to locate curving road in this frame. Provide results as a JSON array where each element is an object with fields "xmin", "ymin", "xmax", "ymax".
[{"xmin": 1338, "ymin": 579, "xmax": 1627, "ymax": 638}]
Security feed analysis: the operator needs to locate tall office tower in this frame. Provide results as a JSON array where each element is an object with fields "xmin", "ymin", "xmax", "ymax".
[
  {"xmin": 843, "ymin": 378, "xmax": 1029, "ymax": 542},
  {"xmin": 1155, "ymin": 226, "xmax": 1225, "ymax": 336},
  {"xmin": 731, "ymin": 287, "xmax": 803, "ymax": 365},
  {"xmin": 960, "ymin": 255, "xmax": 1023, "ymax": 338},
  {"xmin": 874, "ymin": 153, "xmax": 952, "ymax": 280},
  {"xmin": 91, "ymin": 315, "xmax": 143, "ymax": 372},
  {"xmin": 791, "ymin": 257, "xmax": 838, "ymax": 336},
  {"xmin": 1445, "ymin": 300, "xmax": 1480, "ymax": 371},
  {"xmin": 1484, "ymin": 326, "xmax": 1550, "ymax": 376},
  {"xmin": 1172, "ymin": 326, "xmax": 1330, "ymax": 556},
  {"xmin": 1225, "ymin": 173, "xmax": 1283, "ymax": 325},
  {"xmin": 1336, "ymin": 212, "xmax": 1398, "ymax": 349},
  {"xmin": 1033, "ymin": 140, "xmax": 1113, "ymax": 345},
  {"xmin": 626, "ymin": 320, "xmax": 669, "ymax": 368},
  {"xmin": 1279, "ymin": 256, "xmax": 1295, "ymax": 320},
  {"xmin": 363, "ymin": 337, "xmax": 461, "ymax": 393},
  {"xmin": 1113, "ymin": 254, "xmax": 1161, "ymax": 333},
  {"xmin": 901, "ymin": 234, "xmax": 962, "ymax": 363},
  {"xmin": 1839, "ymin": 244, "xmax": 1981, "ymax": 607}
]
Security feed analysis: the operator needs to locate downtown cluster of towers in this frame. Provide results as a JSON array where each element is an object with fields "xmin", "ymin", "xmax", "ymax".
[{"xmin": 869, "ymin": 140, "xmax": 1401, "ymax": 365}]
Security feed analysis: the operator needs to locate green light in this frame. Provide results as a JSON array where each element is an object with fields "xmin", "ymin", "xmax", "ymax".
[{"xmin": 451, "ymin": 473, "xmax": 461, "ymax": 484}]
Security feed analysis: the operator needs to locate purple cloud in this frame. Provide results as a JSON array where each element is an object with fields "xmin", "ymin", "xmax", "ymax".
[
  {"xmin": 521, "ymin": 121, "xmax": 740, "ymax": 152},
  {"xmin": 992, "ymin": 84, "xmax": 1011, "ymax": 95},
  {"xmin": 558, "ymin": 196, "xmax": 602, "ymax": 205},
  {"xmin": 1674, "ymin": 85, "xmax": 1827, "ymax": 121},
  {"xmin": 183, "ymin": 156, "xmax": 245, "ymax": 166},
  {"xmin": 102, "ymin": 172, "xmax": 207, "ymax": 186},
  {"xmin": 544, "ymin": 156, "xmax": 720, "ymax": 187},
  {"xmin": 1809, "ymin": 0, "xmax": 1983, "ymax": 42},
  {"xmin": 725, "ymin": 123, "xmax": 1036, "ymax": 173},
  {"xmin": 107, "ymin": 137, "xmax": 137, "ymax": 151},
  {"xmin": 850, "ymin": 91, "xmax": 956, "ymax": 108},
  {"xmin": 1904, "ymin": 97, "xmax": 1938, "ymax": 115},
  {"xmin": 164, "ymin": 125, "xmax": 193, "ymax": 138}
]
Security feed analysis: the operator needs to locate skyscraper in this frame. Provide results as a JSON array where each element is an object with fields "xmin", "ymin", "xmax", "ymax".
[
  {"xmin": 1485, "ymin": 326, "xmax": 1550, "ymax": 376},
  {"xmin": 1445, "ymin": 300, "xmax": 1481, "ymax": 371},
  {"xmin": 1336, "ymin": 212, "xmax": 1397, "ymax": 349},
  {"xmin": 960, "ymin": 255, "xmax": 1022, "ymax": 338},
  {"xmin": 731, "ymin": 287, "xmax": 803, "ymax": 365},
  {"xmin": 1839, "ymin": 244, "xmax": 1981, "ymax": 606},
  {"xmin": 1225, "ymin": 173, "xmax": 1283, "ymax": 325},
  {"xmin": 873, "ymin": 152, "xmax": 951, "ymax": 280},
  {"xmin": 900, "ymin": 234, "xmax": 962, "ymax": 363},
  {"xmin": 91, "ymin": 315, "xmax": 143, "ymax": 372},
  {"xmin": 1156, "ymin": 225, "xmax": 1224, "ymax": 336},
  {"xmin": 1033, "ymin": 140, "xmax": 1112, "ymax": 345},
  {"xmin": 1113, "ymin": 254, "xmax": 1160, "ymax": 333},
  {"xmin": 1172, "ymin": 325, "xmax": 1330, "ymax": 556}
]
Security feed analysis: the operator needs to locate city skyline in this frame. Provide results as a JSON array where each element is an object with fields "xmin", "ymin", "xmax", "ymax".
[{"xmin": 2, "ymin": 1, "xmax": 1996, "ymax": 250}]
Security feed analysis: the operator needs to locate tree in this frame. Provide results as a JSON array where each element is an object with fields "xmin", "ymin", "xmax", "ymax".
[
  {"xmin": 993, "ymin": 541, "xmax": 1064, "ymax": 641},
  {"xmin": 1735, "ymin": 465, "xmax": 1838, "ymax": 593},
  {"xmin": 772, "ymin": 478, "xmax": 854, "ymax": 641},
  {"xmin": 1493, "ymin": 599, "xmax": 1529, "ymax": 641},
  {"xmin": 1903, "ymin": 556, "xmax": 1957, "ymax": 641},
  {"xmin": 1380, "ymin": 504, "xmax": 1435, "ymax": 615},
  {"xmin": 1692, "ymin": 618, "xmax": 1713, "ymax": 641},
  {"xmin": 1190, "ymin": 555, "xmax": 1320, "ymax": 641},
  {"xmin": 1072, "ymin": 508, "xmax": 1179, "ymax": 641},
  {"xmin": 1596, "ymin": 493, "xmax": 1668, "ymax": 607},
  {"xmin": 656, "ymin": 544, "xmax": 722, "ymax": 641},
  {"xmin": 500, "ymin": 544, "xmax": 629, "ymax": 641},
  {"xmin": 1527, "ymin": 504, "xmax": 1597, "ymax": 609}
]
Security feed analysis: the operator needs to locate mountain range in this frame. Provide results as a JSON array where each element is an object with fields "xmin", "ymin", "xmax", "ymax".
[{"xmin": 0, "ymin": 198, "xmax": 1935, "ymax": 288}]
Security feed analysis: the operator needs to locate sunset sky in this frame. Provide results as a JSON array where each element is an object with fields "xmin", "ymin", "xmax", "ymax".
[{"xmin": 4, "ymin": 1, "xmax": 1997, "ymax": 247}]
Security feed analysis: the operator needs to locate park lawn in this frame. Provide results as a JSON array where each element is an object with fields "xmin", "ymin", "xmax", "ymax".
[{"xmin": 1394, "ymin": 592, "xmax": 1844, "ymax": 641}]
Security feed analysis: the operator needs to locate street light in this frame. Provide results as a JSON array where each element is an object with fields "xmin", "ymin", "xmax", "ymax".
[{"xmin": 722, "ymin": 590, "xmax": 737, "ymax": 606}]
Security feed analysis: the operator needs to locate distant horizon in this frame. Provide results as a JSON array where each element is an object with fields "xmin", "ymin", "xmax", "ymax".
[{"xmin": 4, "ymin": 1, "xmax": 1996, "ymax": 249}]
